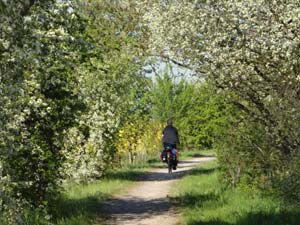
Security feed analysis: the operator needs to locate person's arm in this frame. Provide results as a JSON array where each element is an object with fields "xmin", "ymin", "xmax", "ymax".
[{"xmin": 176, "ymin": 128, "xmax": 180, "ymax": 144}]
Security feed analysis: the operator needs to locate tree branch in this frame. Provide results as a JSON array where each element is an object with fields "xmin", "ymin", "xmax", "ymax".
[
  {"xmin": 148, "ymin": 53, "xmax": 207, "ymax": 76},
  {"xmin": 20, "ymin": 0, "xmax": 36, "ymax": 17},
  {"xmin": 159, "ymin": 54, "xmax": 191, "ymax": 69}
]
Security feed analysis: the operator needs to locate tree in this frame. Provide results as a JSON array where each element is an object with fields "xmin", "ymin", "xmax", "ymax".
[
  {"xmin": 149, "ymin": 66, "xmax": 233, "ymax": 150},
  {"xmin": 177, "ymin": 83, "xmax": 235, "ymax": 150},
  {"xmin": 60, "ymin": 0, "xmax": 147, "ymax": 182},
  {"xmin": 150, "ymin": 66, "xmax": 177, "ymax": 122},
  {"xmin": 0, "ymin": 0, "xmax": 88, "ymax": 223},
  {"xmin": 140, "ymin": 0, "xmax": 300, "ymax": 200},
  {"xmin": 142, "ymin": 0, "xmax": 300, "ymax": 153},
  {"xmin": 0, "ymin": 0, "xmax": 148, "ymax": 223}
]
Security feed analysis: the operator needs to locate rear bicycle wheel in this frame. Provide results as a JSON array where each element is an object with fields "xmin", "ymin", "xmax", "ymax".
[{"xmin": 167, "ymin": 158, "xmax": 172, "ymax": 174}]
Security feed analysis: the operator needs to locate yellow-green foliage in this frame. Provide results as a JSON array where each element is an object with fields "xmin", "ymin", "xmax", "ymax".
[{"xmin": 116, "ymin": 119, "xmax": 163, "ymax": 164}]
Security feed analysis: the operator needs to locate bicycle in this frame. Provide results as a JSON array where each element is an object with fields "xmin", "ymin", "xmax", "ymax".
[
  {"xmin": 161, "ymin": 145, "xmax": 178, "ymax": 174},
  {"xmin": 166, "ymin": 150, "xmax": 177, "ymax": 173}
]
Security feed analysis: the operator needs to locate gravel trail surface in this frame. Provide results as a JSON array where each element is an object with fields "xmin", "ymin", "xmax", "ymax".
[{"xmin": 99, "ymin": 157, "xmax": 215, "ymax": 225}]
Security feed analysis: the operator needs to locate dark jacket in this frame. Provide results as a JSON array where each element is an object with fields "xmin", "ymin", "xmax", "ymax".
[{"xmin": 162, "ymin": 125, "xmax": 180, "ymax": 145}]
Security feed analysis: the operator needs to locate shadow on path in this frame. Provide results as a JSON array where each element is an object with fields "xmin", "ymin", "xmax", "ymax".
[
  {"xmin": 100, "ymin": 197, "xmax": 171, "ymax": 220},
  {"xmin": 138, "ymin": 165, "xmax": 216, "ymax": 182},
  {"xmin": 185, "ymin": 153, "xmax": 216, "ymax": 158},
  {"xmin": 109, "ymin": 158, "xmax": 216, "ymax": 182},
  {"xmin": 99, "ymin": 157, "xmax": 216, "ymax": 225}
]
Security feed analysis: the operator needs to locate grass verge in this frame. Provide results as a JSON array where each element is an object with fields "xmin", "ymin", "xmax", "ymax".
[
  {"xmin": 179, "ymin": 149, "xmax": 217, "ymax": 159},
  {"xmin": 172, "ymin": 161, "xmax": 300, "ymax": 225}
]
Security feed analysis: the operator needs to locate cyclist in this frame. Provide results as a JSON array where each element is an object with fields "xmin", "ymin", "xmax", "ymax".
[{"xmin": 161, "ymin": 119, "xmax": 180, "ymax": 170}]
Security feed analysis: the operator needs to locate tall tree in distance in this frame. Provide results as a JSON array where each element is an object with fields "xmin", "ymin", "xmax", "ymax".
[{"xmin": 150, "ymin": 66, "xmax": 177, "ymax": 123}]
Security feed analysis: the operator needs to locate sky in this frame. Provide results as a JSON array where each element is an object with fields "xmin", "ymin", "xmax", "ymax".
[{"xmin": 143, "ymin": 58, "xmax": 201, "ymax": 83}]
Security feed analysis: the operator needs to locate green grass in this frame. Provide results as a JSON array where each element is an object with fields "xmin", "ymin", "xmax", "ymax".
[
  {"xmin": 172, "ymin": 161, "xmax": 300, "ymax": 225},
  {"xmin": 55, "ymin": 160, "xmax": 159, "ymax": 225},
  {"xmin": 125, "ymin": 156, "xmax": 163, "ymax": 169},
  {"xmin": 180, "ymin": 149, "xmax": 217, "ymax": 159},
  {"xmin": 55, "ymin": 179, "xmax": 128, "ymax": 225}
]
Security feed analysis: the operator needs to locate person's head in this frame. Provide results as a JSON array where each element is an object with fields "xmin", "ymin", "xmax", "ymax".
[{"xmin": 167, "ymin": 119, "xmax": 173, "ymax": 126}]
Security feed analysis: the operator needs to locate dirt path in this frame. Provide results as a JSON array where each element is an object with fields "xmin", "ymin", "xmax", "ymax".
[{"xmin": 98, "ymin": 157, "xmax": 215, "ymax": 225}]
